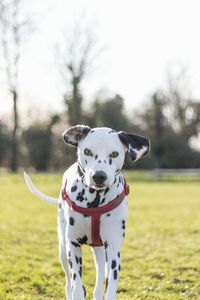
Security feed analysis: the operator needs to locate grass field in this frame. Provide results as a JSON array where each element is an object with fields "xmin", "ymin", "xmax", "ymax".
[{"xmin": 0, "ymin": 172, "xmax": 200, "ymax": 300}]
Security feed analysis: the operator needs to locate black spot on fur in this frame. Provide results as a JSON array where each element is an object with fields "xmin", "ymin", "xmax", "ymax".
[
  {"xmin": 68, "ymin": 251, "xmax": 71, "ymax": 257},
  {"xmin": 114, "ymin": 178, "xmax": 117, "ymax": 184},
  {"xmin": 119, "ymin": 265, "xmax": 121, "ymax": 271},
  {"xmin": 79, "ymin": 266, "xmax": 82, "ymax": 277},
  {"xmin": 98, "ymin": 160, "xmax": 101, "ymax": 163},
  {"xmin": 75, "ymin": 256, "xmax": 79, "ymax": 264},
  {"xmin": 101, "ymin": 197, "xmax": 105, "ymax": 205},
  {"xmin": 87, "ymin": 191, "xmax": 100, "ymax": 208},
  {"xmin": 79, "ymin": 257, "xmax": 82, "ymax": 264},
  {"xmin": 91, "ymin": 130, "xmax": 95, "ymax": 133},
  {"xmin": 69, "ymin": 259, "xmax": 73, "ymax": 269},
  {"xmin": 105, "ymin": 251, "xmax": 108, "ymax": 262},
  {"xmin": 71, "ymin": 241, "xmax": 80, "ymax": 248},
  {"xmin": 123, "ymin": 232, "xmax": 125, "ymax": 238},
  {"xmin": 114, "ymin": 270, "xmax": 118, "ymax": 280},
  {"xmin": 104, "ymin": 187, "xmax": 109, "ymax": 195},
  {"xmin": 111, "ymin": 260, "xmax": 117, "ymax": 269},
  {"xmin": 122, "ymin": 220, "xmax": 126, "ymax": 230},
  {"xmin": 69, "ymin": 217, "xmax": 75, "ymax": 226},
  {"xmin": 109, "ymin": 158, "xmax": 112, "ymax": 165},
  {"xmin": 85, "ymin": 160, "xmax": 88, "ymax": 164},
  {"xmin": 107, "ymin": 213, "xmax": 111, "ymax": 217},
  {"xmin": 95, "ymin": 154, "xmax": 98, "ymax": 160},
  {"xmin": 104, "ymin": 242, "xmax": 108, "ymax": 262},
  {"xmin": 83, "ymin": 285, "xmax": 86, "ymax": 297},
  {"xmin": 77, "ymin": 165, "xmax": 85, "ymax": 178},
  {"xmin": 71, "ymin": 185, "xmax": 77, "ymax": 192},
  {"xmin": 119, "ymin": 176, "xmax": 121, "ymax": 183},
  {"xmin": 77, "ymin": 235, "xmax": 88, "ymax": 245},
  {"xmin": 118, "ymin": 252, "xmax": 120, "ymax": 258},
  {"xmin": 73, "ymin": 273, "xmax": 77, "ymax": 281},
  {"xmin": 76, "ymin": 191, "xmax": 84, "ymax": 202},
  {"xmin": 104, "ymin": 160, "xmax": 106, "ymax": 164},
  {"xmin": 89, "ymin": 187, "xmax": 95, "ymax": 194}
]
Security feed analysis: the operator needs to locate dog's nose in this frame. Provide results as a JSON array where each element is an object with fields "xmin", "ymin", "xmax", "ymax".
[{"xmin": 92, "ymin": 171, "xmax": 107, "ymax": 185}]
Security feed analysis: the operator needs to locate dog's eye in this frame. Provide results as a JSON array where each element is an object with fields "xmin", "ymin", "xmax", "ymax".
[
  {"xmin": 84, "ymin": 148, "xmax": 93, "ymax": 156},
  {"xmin": 109, "ymin": 151, "xmax": 119, "ymax": 158}
]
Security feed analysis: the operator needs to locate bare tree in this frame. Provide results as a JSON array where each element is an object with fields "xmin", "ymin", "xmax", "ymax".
[
  {"xmin": 166, "ymin": 67, "xmax": 200, "ymax": 140},
  {"xmin": 0, "ymin": 0, "xmax": 32, "ymax": 171},
  {"xmin": 56, "ymin": 22, "xmax": 103, "ymax": 125}
]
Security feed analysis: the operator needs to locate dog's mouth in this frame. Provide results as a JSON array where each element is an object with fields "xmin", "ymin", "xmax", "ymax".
[{"xmin": 91, "ymin": 183, "xmax": 108, "ymax": 190}]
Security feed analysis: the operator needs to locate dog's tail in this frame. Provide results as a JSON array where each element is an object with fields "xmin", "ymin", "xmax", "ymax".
[{"xmin": 24, "ymin": 172, "xmax": 58, "ymax": 205}]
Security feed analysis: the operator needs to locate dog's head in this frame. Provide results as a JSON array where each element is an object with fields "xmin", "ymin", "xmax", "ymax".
[{"xmin": 62, "ymin": 125, "xmax": 150, "ymax": 190}]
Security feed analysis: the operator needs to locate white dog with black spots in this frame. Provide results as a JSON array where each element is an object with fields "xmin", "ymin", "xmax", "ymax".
[{"xmin": 24, "ymin": 125, "xmax": 150, "ymax": 300}]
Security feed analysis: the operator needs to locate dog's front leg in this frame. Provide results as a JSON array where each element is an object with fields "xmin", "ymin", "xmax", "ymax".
[
  {"xmin": 66, "ymin": 241, "xmax": 85, "ymax": 300},
  {"xmin": 105, "ymin": 241, "xmax": 122, "ymax": 300},
  {"xmin": 92, "ymin": 246, "xmax": 106, "ymax": 300}
]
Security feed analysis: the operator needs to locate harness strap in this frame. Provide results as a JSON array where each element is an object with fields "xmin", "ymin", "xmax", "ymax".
[
  {"xmin": 62, "ymin": 180, "xmax": 129, "ymax": 247},
  {"xmin": 91, "ymin": 214, "xmax": 102, "ymax": 247}
]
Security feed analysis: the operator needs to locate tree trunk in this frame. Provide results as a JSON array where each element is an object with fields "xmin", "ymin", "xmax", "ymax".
[{"xmin": 11, "ymin": 89, "xmax": 19, "ymax": 172}]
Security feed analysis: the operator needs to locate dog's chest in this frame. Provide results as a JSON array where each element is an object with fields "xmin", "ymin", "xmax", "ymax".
[{"xmin": 60, "ymin": 173, "xmax": 128, "ymax": 245}]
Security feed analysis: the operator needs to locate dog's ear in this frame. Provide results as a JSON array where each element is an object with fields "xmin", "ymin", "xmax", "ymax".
[
  {"xmin": 62, "ymin": 125, "xmax": 91, "ymax": 146},
  {"xmin": 118, "ymin": 131, "xmax": 150, "ymax": 162}
]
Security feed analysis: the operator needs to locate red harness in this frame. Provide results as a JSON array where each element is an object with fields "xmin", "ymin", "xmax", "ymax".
[{"xmin": 62, "ymin": 180, "xmax": 129, "ymax": 247}]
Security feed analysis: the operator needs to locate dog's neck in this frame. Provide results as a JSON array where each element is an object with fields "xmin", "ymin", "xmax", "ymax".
[{"xmin": 64, "ymin": 165, "xmax": 125, "ymax": 209}]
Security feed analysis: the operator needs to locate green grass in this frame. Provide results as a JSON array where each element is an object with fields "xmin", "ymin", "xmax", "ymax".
[{"xmin": 0, "ymin": 172, "xmax": 200, "ymax": 299}]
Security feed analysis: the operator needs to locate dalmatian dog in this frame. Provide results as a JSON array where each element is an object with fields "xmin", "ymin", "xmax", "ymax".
[{"xmin": 24, "ymin": 125, "xmax": 150, "ymax": 300}]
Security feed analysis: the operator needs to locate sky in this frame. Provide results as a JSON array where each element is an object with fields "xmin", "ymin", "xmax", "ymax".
[{"xmin": 1, "ymin": 0, "xmax": 200, "ymax": 122}]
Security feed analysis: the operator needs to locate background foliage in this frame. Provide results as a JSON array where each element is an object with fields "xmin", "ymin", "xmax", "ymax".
[
  {"xmin": 0, "ymin": 1, "xmax": 199, "ymax": 172},
  {"xmin": 1, "ymin": 72, "xmax": 200, "ymax": 171}
]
